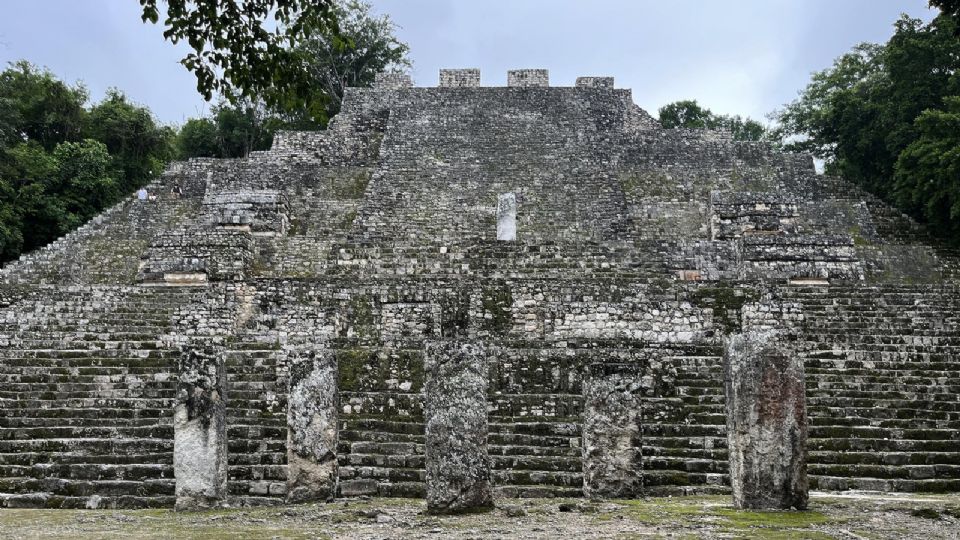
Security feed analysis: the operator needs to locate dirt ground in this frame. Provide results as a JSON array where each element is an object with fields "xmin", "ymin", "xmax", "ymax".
[{"xmin": 2, "ymin": 492, "xmax": 959, "ymax": 539}]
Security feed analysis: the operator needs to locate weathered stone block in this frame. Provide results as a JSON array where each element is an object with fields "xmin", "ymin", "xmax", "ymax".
[
  {"xmin": 439, "ymin": 68, "xmax": 480, "ymax": 87},
  {"xmin": 507, "ymin": 69, "xmax": 549, "ymax": 87},
  {"xmin": 286, "ymin": 349, "xmax": 338, "ymax": 503},
  {"xmin": 174, "ymin": 345, "xmax": 227, "ymax": 511},
  {"xmin": 497, "ymin": 193, "xmax": 517, "ymax": 241},
  {"xmin": 423, "ymin": 341, "xmax": 492, "ymax": 514},
  {"xmin": 576, "ymin": 77, "xmax": 614, "ymax": 89},
  {"xmin": 582, "ymin": 364, "xmax": 643, "ymax": 498},
  {"xmin": 724, "ymin": 331, "xmax": 808, "ymax": 510},
  {"xmin": 374, "ymin": 72, "xmax": 412, "ymax": 89}
]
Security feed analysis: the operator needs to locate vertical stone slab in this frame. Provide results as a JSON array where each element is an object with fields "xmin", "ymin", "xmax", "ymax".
[
  {"xmin": 497, "ymin": 193, "xmax": 517, "ymax": 241},
  {"xmin": 582, "ymin": 364, "xmax": 643, "ymax": 498},
  {"xmin": 174, "ymin": 345, "xmax": 227, "ymax": 511},
  {"xmin": 286, "ymin": 349, "xmax": 339, "ymax": 503},
  {"xmin": 423, "ymin": 341, "xmax": 493, "ymax": 514},
  {"xmin": 724, "ymin": 331, "xmax": 808, "ymax": 510}
]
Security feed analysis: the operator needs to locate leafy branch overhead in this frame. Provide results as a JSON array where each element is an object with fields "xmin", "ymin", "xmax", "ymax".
[{"xmin": 139, "ymin": 0, "xmax": 343, "ymax": 122}]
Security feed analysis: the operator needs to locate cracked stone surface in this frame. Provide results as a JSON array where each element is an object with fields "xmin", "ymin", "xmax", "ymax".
[
  {"xmin": 725, "ymin": 331, "xmax": 808, "ymax": 510},
  {"xmin": 424, "ymin": 341, "xmax": 493, "ymax": 514},
  {"xmin": 286, "ymin": 349, "xmax": 339, "ymax": 504},
  {"xmin": 583, "ymin": 364, "xmax": 643, "ymax": 499},
  {"xmin": 174, "ymin": 345, "xmax": 227, "ymax": 511}
]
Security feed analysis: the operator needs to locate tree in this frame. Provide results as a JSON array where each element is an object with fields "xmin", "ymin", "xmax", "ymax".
[
  {"xmin": 659, "ymin": 100, "xmax": 714, "ymax": 130},
  {"xmin": 0, "ymin": 62, "xmax": 175, "ymax": 264},
  {"xmin": 177, "ymin": 117, "xmax": 219, "ymax": 158},
  {"xmin": 893, "ymin": 96, "xmax": 960, "ymax": 239},
  {"xmin": 140, "ymin": 0, "xmax": 341, "ymax": 123},
  {"xmin": 51, "ymin": 140, "xmax": 120, "ymax": 231},
  {"xmin": 930, "ymin": 0, "xmax": 960, "ymax": 34},
  {"xmin": 176, "ymin": 101, "xmax": 276, "ymax": 159},
  {"xmin": 772, "ymin": 14, "xmax": 960, "ymax": 232},
  {"xmin": 294, "ymin": 0, "xmax": 410, "ymax": 121},
  {"xmin": 0, "ymin": 61, "xmax": 87, "ymax": 150},
  {"xmin": 83, "ymin": 89, "xmax": 175, "ymax": 192},
  {"xmin": 658, "ymin": 100, "xmax": 768, "ymax": 142}
]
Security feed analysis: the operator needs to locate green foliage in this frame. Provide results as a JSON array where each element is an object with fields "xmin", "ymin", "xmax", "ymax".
[
  {"xmin": 175, "ymin": 1, "xmax": 410, "ymax": 156},
  {"xmin": 177, "ymin": 101, "xmax": 277, "ymax": 159},
  {"xmin": 658, "ymin": 99, "xmax": 768, "ymax": 142},
  {"xmin": 0, "ymin": 61, "xmax": 87, "ymax": 150},
  {"xmin": 294, "ymin": 0, "xmax": 410, "ymax": 121},
  {"xmin": 773, "ymin": 14, "xmax": 960, "ymax": 242},
  {"xmin": 139, "ymin": 0, "xmax": 340, "ymax": 123},
  {"xmin": 930, "ymin": 0, "xmax": 960, "ymax": 33},
  {"xmin": 177, "ymin": 118, "xmax": 219, "ymax": 158},
  {"xmin": 894, "ymin": 96, "xmax": 960, "ymax": 239},
  {"xmin": 0, "ymin": 61, "xmax": 174, "ymax": 264},
  {"xmin": 83, "ymin": 89, "xmax": 175, "ymax": 192}
]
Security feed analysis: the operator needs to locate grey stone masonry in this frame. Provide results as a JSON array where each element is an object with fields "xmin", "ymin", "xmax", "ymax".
[
  {"xmin": 724, "ymin": 331, "xmax": 808, "ymax": 510},
  {"xmin": 507, "ymin": 69, "xmax": 549, "ymax": 87},
  {"xmin": 174, "ymin": 343, "xmax": 228, "ymax": 511},
  {"xmin": 583, "ymin": 363, "xmax": 644, "ymax": 498},
  {"xmin": 374, "ymin": 72, "xmax": 413, "ymax": 89},
  {"xmin": 423, "ymin": 341, "xmax": 493, "ymax": 514},
  {"xmin": 576, "ymin": 77, "xmax": 614, "ymax": 88},
  {"xmin": 286, "ymin": 348, "xmax": 339, "ymax": 503},
  {"xmin": 439, "ymin": 68, "xmax": 481, "ymax": 87},
  {"xmin": 1, "ymin": 67, "xmax": 960, "ymax": 509}
]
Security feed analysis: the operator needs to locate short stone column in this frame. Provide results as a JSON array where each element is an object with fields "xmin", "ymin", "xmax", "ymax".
[
  {"xmin": 724, "ymin": 331, "xmax": 808, "ymax": 510},
  {"xmin": 582, "ymin": 364, "xmax": 643, "ymax": 498},
  {"xmin": 174, "ymin": 345, "xmax": 228, "ymax": 511},
  {"xmin": 286, "ymin": 349, "xmax": 339, "ymax": 503},
  {"xmin": 423, "ymin": 341, "xmax": 493, "ymax": 514}
]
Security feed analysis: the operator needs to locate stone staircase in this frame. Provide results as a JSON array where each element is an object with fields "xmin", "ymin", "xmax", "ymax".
[
  {"xmin": 643, "ymin": 353, "xmax": 729, "ymax": 495},
  {"xmin": 0, "ymin": 286, "xmax": 200, "ymax": 508},
  {"xmin": 785, "ymin": 284, "xmax": 960, "ymax": 492},
  {"xmin": 224, "ymin": 338, "xmax": 288, "ymax": 504}
]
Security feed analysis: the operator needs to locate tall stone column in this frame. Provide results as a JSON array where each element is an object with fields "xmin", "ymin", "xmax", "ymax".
[
  {"xmin": 582, "ymin": 364, "xmax": 643, "ymax": 498},
  {"xmin": 423, "ymin": 341, "xmax": 493, "ymax": 514},
  {"xmin": 286, "ymin": 349, "xmax": 339, "ymax": 503},
  {"xmin": 174, "ymin": 345, "xmax": 228, "ymax": 511},
  {"xmin": 724, "ymin": 331, "xmax": 808, "ymax": 510}
]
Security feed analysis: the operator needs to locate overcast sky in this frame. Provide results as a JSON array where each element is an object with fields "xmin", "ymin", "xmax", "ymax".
[{"xmin": 0, "ymin": 1, "xmax": 938, "ymax": 125}]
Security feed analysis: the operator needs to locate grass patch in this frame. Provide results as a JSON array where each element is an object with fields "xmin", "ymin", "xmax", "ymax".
[{"xmin": 611, "ymin": 497, "xmax": 839, "ymax": 538}]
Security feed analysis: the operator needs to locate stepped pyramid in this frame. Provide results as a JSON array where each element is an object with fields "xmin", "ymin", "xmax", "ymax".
[{"xmin": 1, "ymin": 69, "xmax": 959, "ymax": 509}]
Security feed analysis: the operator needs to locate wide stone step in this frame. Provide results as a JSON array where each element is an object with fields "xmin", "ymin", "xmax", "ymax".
[
  {"xmin": 491, "ymin": 455, "xmax": 581, "ymax": 472},
  {"xmin": 490, "ymin": 469, "xmax": 582, "ymax": 487},
  {"xmin": 494, "ymin": 484, "xmax": 582, "ymax": 498}
]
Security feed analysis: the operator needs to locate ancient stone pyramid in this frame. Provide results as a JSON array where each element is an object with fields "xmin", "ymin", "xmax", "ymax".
[{"xmin": 1, "ymin": 69, "xmax": 958, "ymax": 509}]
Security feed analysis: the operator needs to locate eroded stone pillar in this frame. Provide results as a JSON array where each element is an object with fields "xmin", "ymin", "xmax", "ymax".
[
  {"xmin": 424, "ymin": 341, "xmax": 493, "ymax": 514},
  {"xmin": 286, "ymin": 349, "xmax": 339, "ymax": 503},
  {"xmin": 497, "ymin": 193, "xmax": 517, "ymax": 241},
  {"xmin": 174, "ymin": 345, "xmax": 227, "ymax": 511},
  {"xmin": 724, "ymin": 331, "xmax": 808, "ymax": 510},
  {"xmin": 582, "ymin": 364, "xmax": 643, "ymax": 498}
]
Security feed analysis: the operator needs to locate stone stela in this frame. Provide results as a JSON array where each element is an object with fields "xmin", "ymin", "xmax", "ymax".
[{"xmin": 0, "ymin": 67, "xmax": 958, "ymax": 514}]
